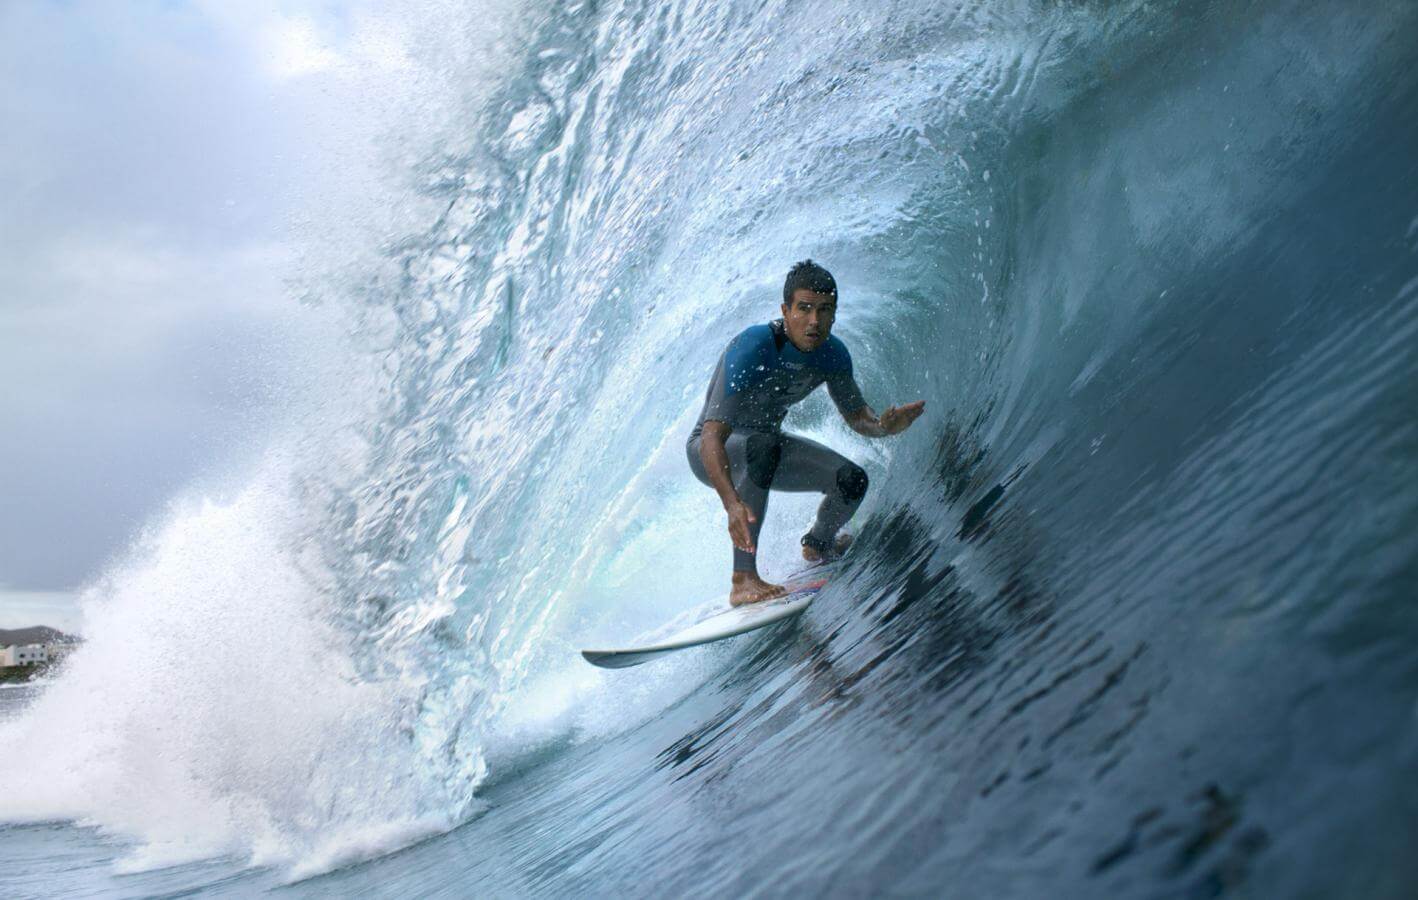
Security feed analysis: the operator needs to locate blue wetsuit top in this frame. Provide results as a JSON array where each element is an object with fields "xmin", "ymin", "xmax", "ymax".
[{"xmin": 690, "ymin": 319, "xmax": 868, "ymax": 438}]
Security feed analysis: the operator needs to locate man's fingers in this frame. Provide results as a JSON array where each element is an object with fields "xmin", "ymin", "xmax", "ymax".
[
  {"xmin": 883, "ymin": 399, "xmax": 926, "ymax": 433},
  {"xmin": 727, "ymin": 502, "xmax": 759, "ymax": 553},
  {"xmin": 729, "ymin": 516, "xmax": 755, "ymax": 553}
]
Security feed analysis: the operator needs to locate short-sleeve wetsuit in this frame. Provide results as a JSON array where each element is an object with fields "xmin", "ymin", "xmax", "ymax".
[{"xmin": 686, "ymin": 319, "xmax": 871, "ymax": 572}]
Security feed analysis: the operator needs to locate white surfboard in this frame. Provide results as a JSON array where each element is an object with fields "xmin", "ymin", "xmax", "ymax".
[{"xmin": 581, "ymin": 578, "xmax": 827, "ymax": 669}]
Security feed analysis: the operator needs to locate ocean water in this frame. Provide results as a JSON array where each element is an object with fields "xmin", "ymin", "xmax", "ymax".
[{"xmin": 3, "ymin": 0, "xmax": 1418, "ymax": 897}]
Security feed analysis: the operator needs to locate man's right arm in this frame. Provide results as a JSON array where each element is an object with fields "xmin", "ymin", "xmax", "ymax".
[
  {"xmin": 699, "ymin": 420, "xmax": 757, "ymax": 553},
  {"xmin": 698, "ymin": 420, "xmax": 739, "ymax": 508}
]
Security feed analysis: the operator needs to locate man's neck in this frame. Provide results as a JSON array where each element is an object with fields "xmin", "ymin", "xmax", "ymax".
[{"xmin": 771, "ymin": 318, "xmax": 817, "ymax": 355}]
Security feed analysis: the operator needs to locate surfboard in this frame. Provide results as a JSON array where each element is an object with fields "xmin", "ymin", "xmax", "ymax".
[{"xmin": 581, "ymin": 578, "xmax": 827, "ymax": 669}]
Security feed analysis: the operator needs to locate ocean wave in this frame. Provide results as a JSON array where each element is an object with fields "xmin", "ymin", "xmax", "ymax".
[{"xmin": 3, "ymin": 0, "xmax": 1416, "ymax": 893}]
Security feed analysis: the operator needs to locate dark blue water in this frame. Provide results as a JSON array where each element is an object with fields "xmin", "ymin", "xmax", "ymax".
[{"xmin": 3, "ymin": 1, "xmax": 1417, "ymax": 896}]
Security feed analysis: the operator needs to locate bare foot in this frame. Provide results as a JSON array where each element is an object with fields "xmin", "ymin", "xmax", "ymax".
[
  {"xmin": 802, "ymin": 532, "xmax": 852, "ymax": 564},
  {"xmin": 729, "ymin": 572, "xmax": 787, "ymax": 606}
]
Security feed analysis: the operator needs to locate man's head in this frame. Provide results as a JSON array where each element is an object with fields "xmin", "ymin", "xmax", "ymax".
[{"xmin": 780, "ymin": 259, "xmax": 837, "ymax": 352}]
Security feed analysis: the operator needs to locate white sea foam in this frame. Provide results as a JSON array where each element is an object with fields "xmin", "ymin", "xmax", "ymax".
[
  {"xmin": 0, "ymin": 458, "xmax": 444, "ymax": 873},
  {"xmin": 0, "ymin": 680, "xmax": 48, "ymax": 691}
]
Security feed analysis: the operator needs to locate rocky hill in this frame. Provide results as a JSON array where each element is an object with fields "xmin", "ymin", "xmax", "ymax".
[{"xmin": 0, "ymin": 626, "xmax": 80, "ymax": 646}]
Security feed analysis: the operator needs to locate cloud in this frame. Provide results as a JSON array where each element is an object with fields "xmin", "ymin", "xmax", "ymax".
[
  {"xmin": 0, "ymin": 0, "xmax": 506, "ymax": 599},
  {"xmin": 0, "ymin": 1, "xmax": 373, "ymax": 594},
  {"xmin": 0, "ymin": 226, "xmax": 303, "ymax": 591},
  {"xmin": 260, "ymin": 12, "xmax": 415, "ymax": 81},
  {"xmin": 0, "ymin": 589, "xmax": 82, "ymax": 634},
  {"xmin": 266, "ymin": 16, "xmax": 346, "ymax": 79}
]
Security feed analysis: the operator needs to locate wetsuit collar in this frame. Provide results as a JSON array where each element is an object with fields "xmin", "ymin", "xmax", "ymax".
[{"xmin": 769, "ymin": 318, "xmax": 789, "ymax": 353}]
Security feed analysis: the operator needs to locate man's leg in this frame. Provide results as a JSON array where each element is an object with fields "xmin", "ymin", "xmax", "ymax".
[
  {"xmin": 719, "ymin": 431, "xmax": 781, "ymax": 572},
  {"xmin": 771, "ymin": 434, "xmax": 869, "ymax": 554},
  {"xmin": 687, "ymin": 431, "xmax": 787, "ymax": 602}
]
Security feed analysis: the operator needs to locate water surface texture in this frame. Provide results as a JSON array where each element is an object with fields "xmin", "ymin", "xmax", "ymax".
[{"xmin": 4, "ymin": 1, "xmax": 1418, "ymax": 897}]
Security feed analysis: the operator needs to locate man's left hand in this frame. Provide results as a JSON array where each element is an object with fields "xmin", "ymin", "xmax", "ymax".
[{"xmin": 879, "ymin": 400, "xmax": 926, "ymax": 435}]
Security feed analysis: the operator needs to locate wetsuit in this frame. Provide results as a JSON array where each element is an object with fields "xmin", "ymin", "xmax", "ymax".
[{"xmin": 686, "ymin": 319, "xmax": 870, "ymax": 572}]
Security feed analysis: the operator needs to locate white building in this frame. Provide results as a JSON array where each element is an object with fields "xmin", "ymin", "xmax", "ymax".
[{"xmin": 0, "ymin": 644, "xmax": 48, "ymax": 666}]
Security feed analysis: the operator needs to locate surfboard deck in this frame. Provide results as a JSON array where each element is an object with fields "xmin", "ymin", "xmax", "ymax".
[{"xmin": 581, "ymin": 578, "xmax": 827, "ymax": 669}]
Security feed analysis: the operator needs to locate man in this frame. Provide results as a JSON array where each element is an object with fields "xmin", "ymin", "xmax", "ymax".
[{"xmin": 687, "ymin": 260, "xmax": 926, "ymax": 605}]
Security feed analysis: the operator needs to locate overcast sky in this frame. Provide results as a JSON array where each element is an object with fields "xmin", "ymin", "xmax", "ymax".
[{"xmin": 0, "ymin": 1, "xmax": 427, "ymax": 633}]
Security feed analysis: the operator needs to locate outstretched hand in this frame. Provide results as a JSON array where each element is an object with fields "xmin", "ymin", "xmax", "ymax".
[{"xmin": 879, "ymin": 400, "xmax": 926, "ymax": 435}]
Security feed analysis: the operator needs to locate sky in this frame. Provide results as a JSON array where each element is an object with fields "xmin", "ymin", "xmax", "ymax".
[{"xmin": 0, "ymin": 1, "xmax": 429, "ymax": 634}]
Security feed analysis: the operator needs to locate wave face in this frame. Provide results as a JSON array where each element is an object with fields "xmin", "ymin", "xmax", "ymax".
[{"xmin": 4, "ymin": 0, "xmax": 1418, "ymax": 895}]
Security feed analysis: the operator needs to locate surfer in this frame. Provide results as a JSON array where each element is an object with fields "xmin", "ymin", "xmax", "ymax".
[{"xmin": 687, "ymin": 260, "xmax": 926, "ymax": 605}]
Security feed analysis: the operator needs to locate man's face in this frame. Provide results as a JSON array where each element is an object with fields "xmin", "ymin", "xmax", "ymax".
[{"xmin": 781, "ymin": 288, "xmax": 836, "ymax": 352}]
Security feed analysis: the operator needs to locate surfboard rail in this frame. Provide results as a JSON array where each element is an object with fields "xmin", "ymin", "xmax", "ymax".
[{"xmin": 581, "ymin": 579, "xmax": 826, "ymax": 669}]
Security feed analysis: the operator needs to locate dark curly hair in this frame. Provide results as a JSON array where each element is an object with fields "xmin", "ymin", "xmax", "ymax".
[{"xmin": 783, "ymin": 259, "xmax": 837, "ymax": 304}]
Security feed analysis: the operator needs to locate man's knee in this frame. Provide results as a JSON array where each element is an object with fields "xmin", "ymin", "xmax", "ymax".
[
  {"xmin": 746, "ymin": 433, "xmax": 783, "ymax": 490},
  {"xmin": 836, "ymin": 462, "xmax": 869, "ymax": 503}
]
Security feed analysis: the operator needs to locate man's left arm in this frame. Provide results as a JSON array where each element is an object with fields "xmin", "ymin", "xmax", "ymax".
[
  {"xmin": 826, "ymin": 364, "xmax": 925, "ymax": 437},
  {"xmin": 828, "ymin": 344, "xmax": 924, "ymax": 436}
]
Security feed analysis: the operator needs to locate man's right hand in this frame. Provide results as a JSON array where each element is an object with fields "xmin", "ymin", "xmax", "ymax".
[{"xmin": 726, "ymin": 499, "xmax": 758, "ymax": 553}]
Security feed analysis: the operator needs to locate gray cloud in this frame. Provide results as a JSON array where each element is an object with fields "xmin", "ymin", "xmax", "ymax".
[{"xmin": 0, "ymin": 1, "xmax": 391, "ymax": 612}]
